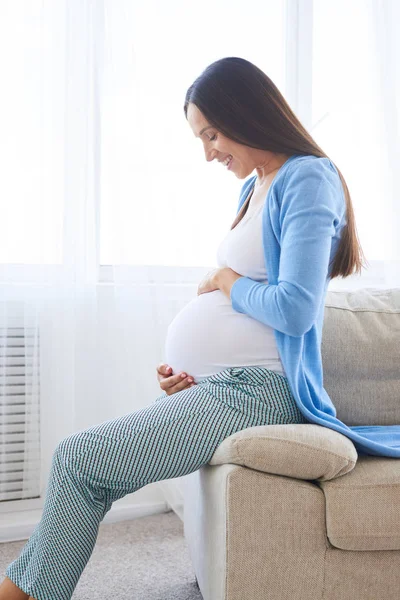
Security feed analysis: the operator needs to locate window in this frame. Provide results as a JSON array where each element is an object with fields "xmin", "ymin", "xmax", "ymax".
[{"xmin": 98, "ymin": 0, "xmax": 286, "ymax": 267}]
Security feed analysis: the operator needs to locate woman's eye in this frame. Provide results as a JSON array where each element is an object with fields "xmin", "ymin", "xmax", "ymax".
[{"xmin": 209, "ymin": 134, "xmax": 217, "ymax": 141}]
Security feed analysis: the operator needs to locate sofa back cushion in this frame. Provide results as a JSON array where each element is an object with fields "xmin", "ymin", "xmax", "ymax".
[{"xmin": 322, "ymin": 288, "xmax": 400, "ymax": 426}]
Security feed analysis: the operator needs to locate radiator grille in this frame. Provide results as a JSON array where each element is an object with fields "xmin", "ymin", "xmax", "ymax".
[{"xmin": 0, "ymin": 324, "xmax": 41, "ymax": 502}]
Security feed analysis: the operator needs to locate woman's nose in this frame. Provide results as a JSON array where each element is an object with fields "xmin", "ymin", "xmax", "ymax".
[{"xmin": 204, "ymin": 148, "xmax": 216, "ymax": 162}]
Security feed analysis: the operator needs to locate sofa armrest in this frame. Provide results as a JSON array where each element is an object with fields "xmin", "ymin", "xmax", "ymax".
[{"xmin": 208, "ymin": 423, "xmax": 358, "ymax": 481}]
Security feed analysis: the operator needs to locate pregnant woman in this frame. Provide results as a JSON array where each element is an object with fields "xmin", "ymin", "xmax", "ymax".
[{"xmin": 1, "ymin": 57, "xmax": 365, "ymax": 600}]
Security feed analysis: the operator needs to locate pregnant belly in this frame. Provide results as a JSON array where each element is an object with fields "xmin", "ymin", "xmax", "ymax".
[{"xmin": 164, "ymin": 290, "xmax": 284, "ymax": 383}]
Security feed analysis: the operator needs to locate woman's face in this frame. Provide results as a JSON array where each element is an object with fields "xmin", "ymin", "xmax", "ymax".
[
  {"xmin": 186, "ymin": 102, "xmax": 284, "ymax": 182},
  {"xmin": 186, "ymin": 102, "xmax": 250, "ymax": 178}
]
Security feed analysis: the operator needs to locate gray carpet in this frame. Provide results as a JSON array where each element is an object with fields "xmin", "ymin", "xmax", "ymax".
[{"xmin": 0, "ymin": 510, "xmax": 203, "ymax": 599}]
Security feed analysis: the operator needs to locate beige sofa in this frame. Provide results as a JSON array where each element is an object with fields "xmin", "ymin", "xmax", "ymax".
[{"xmin": 182, "ymin": 287, "xmax": 400, "ymax": 600}]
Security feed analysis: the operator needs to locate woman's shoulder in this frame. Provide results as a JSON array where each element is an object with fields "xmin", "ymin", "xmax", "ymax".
[
  {"xmin": 283, "ymin": 154, "xmax": 339, "ymax": 181},
  {"xmin": 237, "ymin": 154, "xmax": 341, "ymax": 211},
  {"xmin": 277, "ymin": 155, "xmax": 345, "ymax": 216}
]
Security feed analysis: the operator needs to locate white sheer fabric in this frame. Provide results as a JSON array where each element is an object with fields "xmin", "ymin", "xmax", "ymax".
[{"xmin": 0, "ymin": 0, "xmax": 399, "ymax": 524}]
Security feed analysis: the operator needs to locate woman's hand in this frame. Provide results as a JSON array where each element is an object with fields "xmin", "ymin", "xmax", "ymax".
[
  {"xmin": 197, "ymin": 268, "xmax": 222, "ymax": 296},
  {"xmin": 197, "ymin": 267, "xmax": 243, "ymax": 299},
  {"xmin": 156, "ymin": 363, "xmax": 196, "ymax": 396}
]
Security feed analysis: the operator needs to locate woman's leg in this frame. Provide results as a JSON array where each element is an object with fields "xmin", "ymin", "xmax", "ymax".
[
  {"xmin": 0, "ymin": 577, "xmax": 30, "ymax": 599},
  {"xmin": 4, "ymin": 366, "xmax": 306, "ymax": 600}
]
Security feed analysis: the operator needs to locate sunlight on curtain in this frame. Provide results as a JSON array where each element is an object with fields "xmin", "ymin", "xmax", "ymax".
[
  {"xmin": 311, "ymin": 0, "xmax": 400, "ymax": 264},
  {"xmin": 0, "ymin": 0, "xmax": 108, "ymax": 511},
  {"xmin": 100, "ymin": 0, "xmax": 286, "ymax": 268}
]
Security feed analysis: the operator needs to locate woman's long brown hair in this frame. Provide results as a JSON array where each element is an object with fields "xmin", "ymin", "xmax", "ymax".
[{"xmin": 184, "ymin": 57, "xmax": 368, "ymax": 279}]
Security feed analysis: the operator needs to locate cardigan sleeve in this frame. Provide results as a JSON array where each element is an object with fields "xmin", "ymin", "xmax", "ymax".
[{"xmin": 230, "ymin": 158, "xmax": 344, "ymax": 337}]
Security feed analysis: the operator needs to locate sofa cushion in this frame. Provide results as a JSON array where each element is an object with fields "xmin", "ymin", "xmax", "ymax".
[
  {"xmin": 318, "ymin": 455, "xmax": 400, "ymax": 550},
  {"xmin": 322, "ymin": 288, "xmax": 400, "ymax": 425},
  {"xmin": 209, "ymin": 423, "xmax": 357, "ymax": 481}
]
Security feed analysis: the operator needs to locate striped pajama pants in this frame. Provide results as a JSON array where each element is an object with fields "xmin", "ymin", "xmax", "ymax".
[{"xmin": 6, "ymin": 366, "xmax": 307, "ymax": 600}]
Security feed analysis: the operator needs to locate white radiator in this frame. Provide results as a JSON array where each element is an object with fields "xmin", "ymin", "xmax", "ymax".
[{"xmin": 0, "ymin": 315, "xmax": 41, "ymax": 502}]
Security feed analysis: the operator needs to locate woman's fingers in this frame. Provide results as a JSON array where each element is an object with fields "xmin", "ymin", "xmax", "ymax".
[{"xmin": 157, "ymin": 364, "xmax": 196, "ymax": 395}]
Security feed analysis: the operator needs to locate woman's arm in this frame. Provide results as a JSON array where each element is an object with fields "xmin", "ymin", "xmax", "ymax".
[{"xmin": 228, "ymin": 159, "xmax": 345, "ymax": 337}]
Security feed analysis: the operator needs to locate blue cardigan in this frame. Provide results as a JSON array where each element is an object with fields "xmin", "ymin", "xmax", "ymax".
[{"xmin": 230, "ymin": 154, "xmax": 400, "ymax": 457}]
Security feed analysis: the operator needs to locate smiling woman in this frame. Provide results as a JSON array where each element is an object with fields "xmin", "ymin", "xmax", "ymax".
[
  {"xmin": 183, "ymin": 56, "xmax": 365, "ymax": 276},
  {"xmin": 1, "ymin": 55, "xmax": 373, "ymax": 600},
  {"xmin": 186, "ymin": 102, "xmax": 290, "ymax": 183},
  {"xmin": 156, "ymin": 55, "xmax": 367, "ymax": 390}
]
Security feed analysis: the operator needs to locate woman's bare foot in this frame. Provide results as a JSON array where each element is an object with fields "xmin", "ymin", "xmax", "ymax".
[{"xmin": 0, "ymin": 576, "xmax": 30, "ymax": 599}]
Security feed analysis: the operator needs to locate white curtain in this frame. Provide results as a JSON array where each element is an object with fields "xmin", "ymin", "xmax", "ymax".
[{"xmin": 0, "ymin": 0, "xmax": 399, "ymax": 524}]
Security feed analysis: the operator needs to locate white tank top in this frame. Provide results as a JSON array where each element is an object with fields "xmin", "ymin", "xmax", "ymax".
[{"xmin": 164, "ymin": 191, "xmax": 286, "ymax": 383}]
